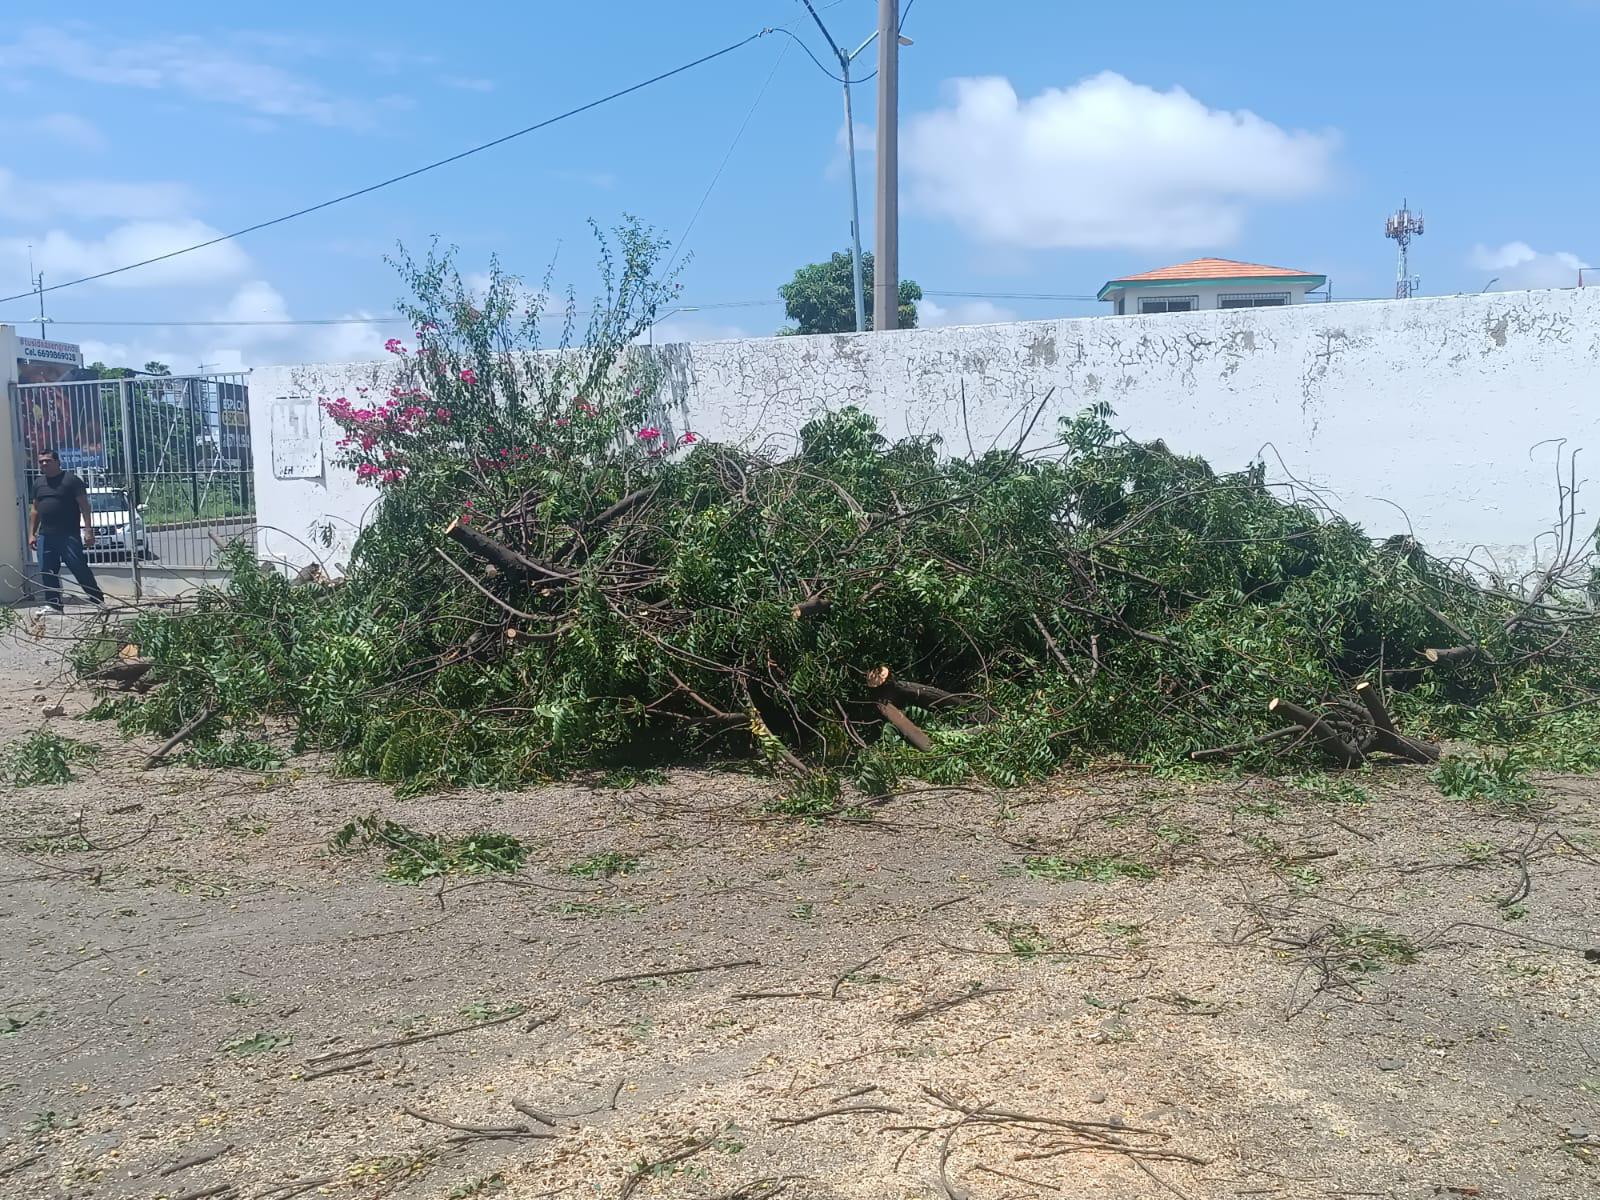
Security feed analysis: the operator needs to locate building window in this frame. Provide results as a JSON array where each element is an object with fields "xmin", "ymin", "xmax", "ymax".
[
  {"xmin": 1116, "ymin": 297, "xmax": 1125, "ymax": 315},
  {"xmin": 1139, "ymin": 296, "xmax": 1197, "ymax": 314},
  {"xmin": 1218, "ymin": 292, "xmax": 1290, "ymax": 308}
]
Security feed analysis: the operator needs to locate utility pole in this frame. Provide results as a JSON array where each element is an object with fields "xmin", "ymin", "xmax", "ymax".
[
  {"xmin": 873, "ymin": 0, "xmax": 900, "ymax": 331},
  {"xmin": 28, "ymin": 245, "xmax": 46, "ymax": 338},
  {"xmin": 798, "ymin": 0, "xmax": 870, "ymax": 333}
]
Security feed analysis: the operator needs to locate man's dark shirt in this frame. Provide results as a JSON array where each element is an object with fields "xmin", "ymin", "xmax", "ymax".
[{"xmin": 33, "ymin": 471, "xmax": 87, "ymax": 538}]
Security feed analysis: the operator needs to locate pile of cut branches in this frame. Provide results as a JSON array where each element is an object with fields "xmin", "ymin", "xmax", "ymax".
[{"xmin": 77, "ymin": 227, "xmax": 1600, "ymax": 795}]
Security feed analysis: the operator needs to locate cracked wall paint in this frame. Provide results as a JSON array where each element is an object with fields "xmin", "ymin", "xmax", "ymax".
[{"xmin": 249, "ymin": 289, "xmax": 1600, "ymax": 576}]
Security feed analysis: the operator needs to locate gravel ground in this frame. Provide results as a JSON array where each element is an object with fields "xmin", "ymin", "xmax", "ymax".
[{"xmin": 0, "ymin": 616, "xmax": 1597, "ymax": 1200}]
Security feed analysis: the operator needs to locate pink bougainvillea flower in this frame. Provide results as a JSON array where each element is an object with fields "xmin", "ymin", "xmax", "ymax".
[
  {"xmin": 434, "ymin": 408, "xmax": 452, "ymax": 422},
  {"xmin": 575, "ymin": 399, "xmax": 596, "ymax": 415},
  {"xmin": 637, "ymin": 426, "xmax": 662, "ymax": 442},
  {"xmin": 678, "ymin": 431, "xmax": 699, "ymax": 445},
  {"xmin": 554, "ymin": 417, "xmax": 570, "ymax": 428},
  {"xmin": 384, "ymin": 338, "xmax": 406, "ymax": 355},
  {"xmin": 459, "ymin": 367, "xmax": 477, "ymax": 385}
]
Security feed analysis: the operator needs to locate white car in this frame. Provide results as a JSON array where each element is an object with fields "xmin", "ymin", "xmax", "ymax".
[{"xmin": 87, "ymin": 487, "xmax": 148, "ymax": 559}]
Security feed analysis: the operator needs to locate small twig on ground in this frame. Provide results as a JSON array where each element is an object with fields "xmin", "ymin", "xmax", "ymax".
[
  {"xmin": 894, "ymin": 985, "xmax": 1013, "ymax": 1025},
  {"xmin": 971, "ymin": 1163, "xmax": 1062, "ymax": 1193},
  {"xmin": 304, "ymin": 1005, "xmax": 526, "ymax": 1065},
  {"xmin": 160, "ymin": 1145, "xmax": 233, "ymax": 1176},
  {"xmin": 402, "ymin": 1107, "xmax": 545, "ymax": 1138},
  {"xmin": 831, "ymin": 934, "xmax": 909, "ymax": 999},
  {"xmin": 771, "ymin": 1103, "xmax": 905, "ymax": 1127},
  {"xmin": 618, "ymin": 1135, "xmax": 716, "ymax": 1200},
  {"xmin": 254, "ymin": 1178, "xmax": 336, "ymax": 1200},
  {"xmin": 299, "ymin": 1058, "xmax": 372, "ymax": 1082},
  {"xmin": 172, "ymin": 1186, "xmax": 236, "ymax": 1200},
  {"xmin": 0, "ymin": 1154, "xmax": 43, "ymax": 1179},
  {"xmin": 593, "ymin": 958, "xmax": 757, "ymax": 986},
  {"xmin": 512, "ymin": 1100, "xmax": 558, "ymax": 1127}
]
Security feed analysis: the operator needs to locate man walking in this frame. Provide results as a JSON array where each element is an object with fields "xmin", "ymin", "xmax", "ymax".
[{"xmin": 29, "ymin": 450, "xmax": 105, "ymax": 613}]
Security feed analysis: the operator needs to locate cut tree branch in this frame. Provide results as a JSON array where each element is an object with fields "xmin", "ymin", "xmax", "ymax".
[
  {"xmin": 874, "ymin": 700, "xmax": 933, "ymax": 751},
  {"xmin": 444, "ymin": 519, "xmax": 573, "ymax": 584},
  {"xmin": 1353, "ymin": 681, "xmax": 1440, "ymax": 763},
  {"xmin": 1267, "ymin": 698, "xmax": 1363, "ymax": 767}
]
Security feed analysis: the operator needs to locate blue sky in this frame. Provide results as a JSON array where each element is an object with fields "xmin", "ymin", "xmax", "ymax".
[{"xmin": 0, "ymin": 1, "xmax": 1594, "ymax": 370}]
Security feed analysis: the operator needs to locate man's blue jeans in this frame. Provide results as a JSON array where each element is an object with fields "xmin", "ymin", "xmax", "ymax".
[{"xmin": 37, "ymin": 531, "xmax": 105, "ymax": 610}]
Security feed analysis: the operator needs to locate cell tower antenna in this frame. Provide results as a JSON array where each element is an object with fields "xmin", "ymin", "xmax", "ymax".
[{"xmin": 1385, "ymin": 198, "xmax": 1424, "ymax": 298}]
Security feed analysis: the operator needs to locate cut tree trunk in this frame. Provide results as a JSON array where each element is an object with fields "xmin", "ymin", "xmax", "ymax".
[
  {"xmin": 89, "ymin": 659, "xmax": 153, "ymax": 685},
  {"xmin": 1353, "ymin": 680, "xmax": 1441, "ymax": 763},
  {"xmin": 1267, "ymin": 698, "xmax": 1364, "ymax": 767},
  {"xmin": 444, "ymin": 520, "xmax": 572, "ymax": 584},
  {"xmin": 792, "ymin": 594, "xmax": 832, "ymax": 620},
  {"xmin": 874, "ymin": 700, "xmax": 933, "ymax": 751}
]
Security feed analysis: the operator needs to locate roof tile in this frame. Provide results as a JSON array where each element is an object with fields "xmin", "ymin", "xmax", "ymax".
[{"xmin": 1114, "ymin": 257, "xmax": 1312, "ymax": 283}]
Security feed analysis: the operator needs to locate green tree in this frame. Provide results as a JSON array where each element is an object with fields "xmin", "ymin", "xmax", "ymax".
[
  {"xmin": 142, "ymin": 361, "xmax": 172, "ymax": 377},
  {"xmin": 778, "ymin": 250, "xmax": 921, "ymax": 335},
  {"xmin": 85, "ymin": 361, "xmax": 136, "ymax": 379}
]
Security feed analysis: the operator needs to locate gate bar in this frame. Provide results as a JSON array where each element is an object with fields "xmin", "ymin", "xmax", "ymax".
[{"xmin": 117, "ymin": 378, "xmax": 141, "ymax": 600}]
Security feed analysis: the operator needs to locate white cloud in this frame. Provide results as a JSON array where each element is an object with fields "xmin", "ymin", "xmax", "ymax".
[
  {"xmin": 76, "ymin": 281, "xmax": 394, "ymax": 373},
  {"xmin": 904, "ymin": 72, "xmax": 1337, "ymax": 250},
  {"xmin": 25, "ymin": 113, "xmax": 106, "ymax": 152},
  {"xmin": 0, "ymin": 220, "xmax": 250, "ymax": 289},
  {"xmin": 918, "ymin": 297, "xmax": 1018, "ymax": 328},
  {"xmin": 440, "ymin": 75, "xmax": 495, "ymax": 93},
  {"xmin": 0, "ymin": 168, "xmax": 192, "ymax": 222},
  {"xmin": 1470, "ymin": 241, "xmax": 1589, "ymax": 290},
  {"xmin": 0, "ymin": 27, "xmax": 376, "ymax": 129}
]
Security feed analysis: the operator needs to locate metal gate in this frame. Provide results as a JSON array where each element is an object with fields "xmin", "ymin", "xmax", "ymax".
[{"xmin": 11, "ymin": 371, "xmax": 254, "ymax": 598}]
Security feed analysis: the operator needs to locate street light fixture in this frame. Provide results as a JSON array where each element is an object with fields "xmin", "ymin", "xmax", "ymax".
[{"xmin": 797, "ymin": 0, "xmax": 894, "ymax": 333}]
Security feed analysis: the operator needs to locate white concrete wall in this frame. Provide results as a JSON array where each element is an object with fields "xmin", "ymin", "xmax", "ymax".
[
  {"xmin": 0, "ymin": 326, "xmax": 28, "ymax": 602},
  {"xmin": 248, "ymin": 290, "xmax": 1600, "ymax": 577}
]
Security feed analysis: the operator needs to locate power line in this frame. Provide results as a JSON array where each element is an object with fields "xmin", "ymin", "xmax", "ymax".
[
  {"xmin": 924, "ymin": 290, "xmax": 1101, "ymax": 301},
  {"xmin": 0, "ymin": 29, "xmax": 774, "ymax": 306},
  {"xmin": 9, "ymin": 298, "xmax": 788, "ymax": 329},
  {"xmin": 664, "ymin": 38, "xmax": 791, "ymax": 277},
  {"xmin": 765, "ymin": 26, "xmax": 877, "ymax": 84}
]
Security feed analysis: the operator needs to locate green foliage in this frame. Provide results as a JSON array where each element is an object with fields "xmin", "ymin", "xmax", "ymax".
[
  {"xmin": 178, "ymin": 734, "xmax": 284, "ymax": 771},
  {"xmin": 458, "ymin": 999, "xmax": 525, "ymax": 1023},
  {"xmin": 221, "ymin": 1031, "xmax": 292, "ymax": 1055},
  {"xmin": 81, "ymin": 696, "xmax": 138, "ymax": 722},
  {"xmin": 766, "ymin": 771, "xmax": 846, "ymax": 821},
  {"xmin": 1433, "ymin": 750, "xmax": 1537, "ymax": 809},
  {"xmin": 3, "ymin": 730, "xmax": 97, "ymax": 786},
  {"xmin": 90, "ymin": 226, "xmax": 1600, "ymax": 798},
  {"xmin": 331, "ymin": 814, "xmax": 525, "ymax": 883},
  {"xmin": 594, "ymin": 766, "xmax": 667, "ymax": 790},
  {"xmin": 1326, "ymin": 923, "xmax": 1419, "ymax": 972},
  {"xmin": 564, "ymin": 850, "xmax": 639, "ymax": 878},
  {"xmin": 449, "ymin": 1176, "xmax": 507, "ymax": 1199},
  {"xmin": 778, "ymin": 249, "xmax": 921, "ymax": 334},
  {"xmin": 985, "ymin": 920, "xmax": 1052, "ymax": 961},
  {"xmin": 1021, "ymin": 855, "xmax": 1156, "ymax": 883}
]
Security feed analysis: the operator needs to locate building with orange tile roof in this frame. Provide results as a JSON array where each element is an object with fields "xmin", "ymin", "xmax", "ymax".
[{"xmin": 1098, "ymin": 257, "xmax": 1327, "ymax": 315}]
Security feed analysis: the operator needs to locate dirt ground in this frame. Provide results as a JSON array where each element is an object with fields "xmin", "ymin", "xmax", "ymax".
[{"xmin": 1, "ymin": 620, "xmax": 1597, "ymax": 1200}]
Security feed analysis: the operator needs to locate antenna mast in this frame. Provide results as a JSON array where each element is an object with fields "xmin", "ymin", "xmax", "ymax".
[{"xmin": 1385, "ymin": 198, "xmax": 1424, "ymax": 298}]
